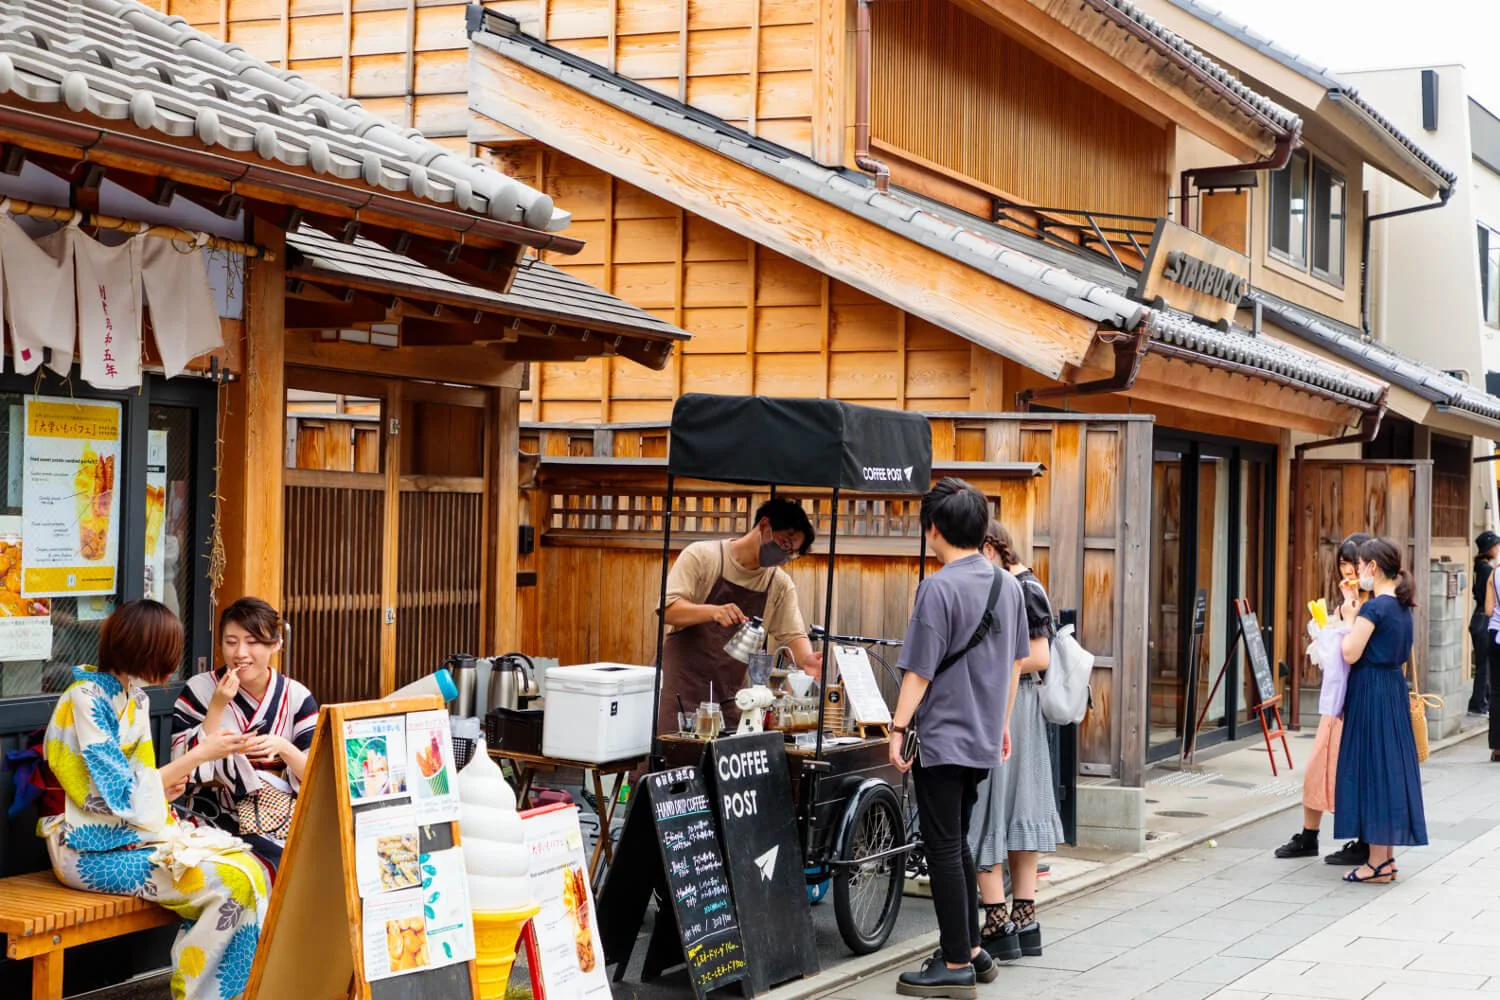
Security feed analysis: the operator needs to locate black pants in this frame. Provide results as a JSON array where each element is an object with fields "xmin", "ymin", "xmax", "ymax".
[
  {"xmin": 914, "ymin": 763, "xmax": 984, "ymax": 965},
  {"xmin": 1471, "ymin": 616, "xmax": 1491, "ymax": 714}
]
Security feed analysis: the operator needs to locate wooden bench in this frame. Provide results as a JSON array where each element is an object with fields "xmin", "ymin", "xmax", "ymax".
[{"xmin": 0, "ymin": 871, "xmax": 176, "ymax": 1000}]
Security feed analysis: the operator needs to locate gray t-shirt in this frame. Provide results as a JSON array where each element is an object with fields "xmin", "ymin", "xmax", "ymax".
[{"xmin": 897, "ymin": 555, "xmax": 1030, "ymax": 769}]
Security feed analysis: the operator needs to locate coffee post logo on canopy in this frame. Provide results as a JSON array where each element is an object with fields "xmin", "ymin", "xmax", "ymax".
[{"xmin": 1136, "ymin": 219, "xmax": 1253, "ymax": 326}]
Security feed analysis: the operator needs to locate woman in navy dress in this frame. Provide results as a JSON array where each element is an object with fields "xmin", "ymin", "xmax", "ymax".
[{"xmin": 1333, "ymin": 537, "xmax": 1427, "ymax": 884}]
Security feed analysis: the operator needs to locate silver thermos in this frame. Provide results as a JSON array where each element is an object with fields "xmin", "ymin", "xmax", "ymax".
[
  {"xmin": 447, "ymin": 653, "xmax": 479, "ymax": 717},
  {"xmin": 487, "ymin": 652, "xmax": 539, "ymax": 712}
]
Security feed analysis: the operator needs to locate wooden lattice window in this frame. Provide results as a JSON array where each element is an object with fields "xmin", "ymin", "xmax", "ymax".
[
  {"xmin": 1432, "ymin": 435, "xmax": 1470, "ymax": 539},
  {"xmin": 547, "ymin": 491, "xmax": 752, "ymax": 538}
]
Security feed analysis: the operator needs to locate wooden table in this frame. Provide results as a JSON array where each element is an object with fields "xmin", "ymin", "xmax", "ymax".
[{"xmin": 488, "ymin": 747, "xmax": 643, "ymax": 882}]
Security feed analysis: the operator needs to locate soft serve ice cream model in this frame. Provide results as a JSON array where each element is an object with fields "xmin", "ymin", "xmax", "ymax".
[{"xmin": 459, "ymin": 741, "xmax": 539, "ymax": 997}]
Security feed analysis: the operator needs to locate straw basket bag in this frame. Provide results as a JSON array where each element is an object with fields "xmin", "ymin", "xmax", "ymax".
[{"xmin": 1405, "ymin": 661, "xmax": 1443, "ymax": 764}]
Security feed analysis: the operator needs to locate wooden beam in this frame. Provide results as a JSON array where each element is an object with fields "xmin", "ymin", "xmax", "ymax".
[
  {"xmin": 216, "ymin": 221, "xmax": 287, "ymax": 614},
  {"xmin": 813, "ymin": 0, "xmax": 849, "ymax": 166},
  {"xmin": 970, "ymin": 345, "xmax": 1006, "ymax": 411},
  {"xmin": 402, "ymin": 314, "xmax": 521, "ymax": 347},
  {"xmin": 1129, "ymin": 354, "xmax": 1360, "ymax": 433},
  {"xmin": 285, "ymin": 332, "xmax": 525, "ymax": 387},
  {"xmin": 379, "ymin": 380, "xmax": 402, "ymax": 696},
  {"xmin": 284, "ymin": 296, "xmax": 394, "ymax": 330},
  {"xmin": 489, "ymin": 387, "xmax": 522, "ymax": 651},
  {"xmin": 471, "ymin": 50, "xmax": 1099, "ymax": 380},
  {"xmin": 949, "ymin": 0, "xmax": 1274, "ymax": 162}
]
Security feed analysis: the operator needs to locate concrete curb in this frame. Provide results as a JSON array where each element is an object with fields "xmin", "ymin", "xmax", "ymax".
[{"xmin": 763, "ymin": 723, "xmax": 1487, "ymax": 1000}]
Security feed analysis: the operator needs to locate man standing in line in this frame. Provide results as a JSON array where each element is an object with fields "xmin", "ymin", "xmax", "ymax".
[{"xmin": 890, "ymin": 479, "xmax": 1029, "ymax": 999}]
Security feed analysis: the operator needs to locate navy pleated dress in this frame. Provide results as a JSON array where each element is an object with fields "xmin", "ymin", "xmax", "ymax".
[{"xmin": 1333, "ymin": 594, "xmax": 1428, "ymax": 846}]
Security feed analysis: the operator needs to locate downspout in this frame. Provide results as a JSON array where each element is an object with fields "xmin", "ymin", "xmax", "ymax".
[
  {"xmin": 1361, "ymin": 186, "xmax": 1453, "ymax": 336},
  {"xmin": 853, "ymin": 0, "xmax": 890, "ymax": 192},
  {"xmin": 1015, "ymin": 325, "xmax": 1150, "ymax": 410},
  {"xmin": 1287, "ymin": 386, "xmax": 1389, "ymax": 725},
  {"xmin": 1179, "ymin": 126, "xmax": 1300, "ymax": 231}
]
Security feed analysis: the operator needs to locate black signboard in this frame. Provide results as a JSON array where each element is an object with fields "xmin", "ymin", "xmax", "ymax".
[
  {"xmin": 704, "ymin": 734, "xmax": 819, "ymax": 995},
  {"xmin": 1191, "ymin": 589, "xmax": 1208, "ymax": 637},
  {"xmin": 597, "ymin": 767, "xmax": 747, "ymax": 999},
  {"xmin": 1238, "ymin": 608, "xmax": 1277, "ymax": 706}
]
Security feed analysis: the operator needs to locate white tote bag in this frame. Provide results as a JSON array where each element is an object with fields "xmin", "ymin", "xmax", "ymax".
[{"xmin": 1038, "ymin": 624, "xmax": 1093, "ymax": 726}]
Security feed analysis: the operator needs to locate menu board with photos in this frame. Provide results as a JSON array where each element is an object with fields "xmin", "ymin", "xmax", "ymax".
[{"xmin": 597, "ymin": 766, "xmax": 746, "ymax": 999}]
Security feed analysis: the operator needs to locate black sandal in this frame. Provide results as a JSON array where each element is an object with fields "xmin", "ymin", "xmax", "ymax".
[{"xmin": 1343, "ymin": 858, "xmax": 1396, "ymax": 884}]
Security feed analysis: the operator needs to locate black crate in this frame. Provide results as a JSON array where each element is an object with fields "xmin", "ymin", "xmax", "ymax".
[{"xmin": 484, "ymin": 708, "xmax": 544, "ymax": 755}]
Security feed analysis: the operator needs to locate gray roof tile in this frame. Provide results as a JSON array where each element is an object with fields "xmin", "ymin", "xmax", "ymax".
[
  {"xmin": 1164, "ymin": 0, "xmax": 1457, "ymax": 187},
  {"xmin": 1253, "ymin": 293, "xmax": 1500, "ymax": 424},
  {"xmin": 0, "ymin": 0, "xmax": 567, "ymax": 230},
  {"xmin": 287, "ymin": 226, "xmax": 688, "ymax": 345}
]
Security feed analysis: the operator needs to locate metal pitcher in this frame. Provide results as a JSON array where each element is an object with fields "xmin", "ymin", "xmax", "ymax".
[
  {"xmin": 487, "ymin": 652, "xmax": 539, "ymax": 712},
  {"xmin": 446, "ymin": 653, "xmax": 479, "ymax": 716},
  {"xmin": 723, "ymin": 616, "xmax": 767, "ymax": 664}
]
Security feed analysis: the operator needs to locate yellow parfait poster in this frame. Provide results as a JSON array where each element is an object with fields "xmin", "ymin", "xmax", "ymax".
[{"xmin": 22, "ymin": 397, "xmax": 121, "ymax": 598}]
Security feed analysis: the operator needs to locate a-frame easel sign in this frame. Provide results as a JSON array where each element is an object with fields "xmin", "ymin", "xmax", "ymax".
[{"xmin": 247, "ymin": 696, "xmax": 478, "ymax": 999}]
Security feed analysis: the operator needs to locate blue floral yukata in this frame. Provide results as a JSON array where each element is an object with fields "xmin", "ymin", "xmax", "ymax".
[{"xmin": 39, "ymin": 666, "xmax": 269, "ymax": 1000}]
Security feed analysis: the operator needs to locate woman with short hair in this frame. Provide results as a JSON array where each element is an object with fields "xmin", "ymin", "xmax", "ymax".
[
  {"xmin": 172, "ymin": 597, "xmax": 317, "ymax": 873},
  {"xmin": 41, "ymin": 600, "xmax": 268, "ymax": 1000}
]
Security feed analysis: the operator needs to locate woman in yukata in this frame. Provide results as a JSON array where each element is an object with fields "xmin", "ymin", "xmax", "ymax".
[
  {"xmin": 40, "ymin": 599, "xmax": 268, "ymax": 1000},
  {"xmin": 172, "ymin": 597, "xmax": 317, "ymax": 874}
]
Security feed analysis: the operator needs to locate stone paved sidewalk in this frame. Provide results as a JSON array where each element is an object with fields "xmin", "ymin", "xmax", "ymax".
[{"xmin": 830, "ymin": 736, "xmax": 1500, "ymax": 1000}]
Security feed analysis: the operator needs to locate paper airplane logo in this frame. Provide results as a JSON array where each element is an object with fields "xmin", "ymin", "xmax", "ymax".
[
  {"xmin": 903, "ymin": 466, "xmax": 913, "ymax": 481},
  {"xmin": 755, "ymin": 846, "xmax": 779, "ymax": 881}
]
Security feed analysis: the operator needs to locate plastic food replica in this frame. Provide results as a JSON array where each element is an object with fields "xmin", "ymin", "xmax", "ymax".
[{"xmin": 74, "ymin": 445, "xmax": 114, "ymax": 562}]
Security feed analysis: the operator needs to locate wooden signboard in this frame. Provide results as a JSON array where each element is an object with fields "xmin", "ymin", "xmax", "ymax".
[
  {"xmin": 1237, "ymin": 607, "xmax": 1278, "ymax": 707},
  {"xmin": 248, "ymin": 697, "xmax": 477, "ymax": 1000},
  {"xmin": 1136, "ymin": 218, "xmax": 1251, "ymax": 325},
  {"xmin": 1189, "ymin": 600, "xmax": 1292, "ymax": 777},
  {"xmin": 703, "ymin": 734, "xmax": 819, "ymax": 995},
  {"xmin": 596, "ymin": 767, "xmax": 747, "ymax": 999}
]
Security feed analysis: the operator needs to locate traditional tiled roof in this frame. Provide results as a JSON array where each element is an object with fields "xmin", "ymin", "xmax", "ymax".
[
  {"xmin": 1147, "ymin": 309, "xmax": 1384, "ymax": 405},
  {"xmin": 0, "ymin": 0, "xmax": 568, "ymax": 230},
  {"xmin": 1163, "ymin": 0, "xmax": 1457, "ymax": 187},
  {"xmin": 1090, "ymin": 0, "xmax": 1301, "ymax": 135},
  {"xmin": 472, "ymin": 18, "xmax": 1382, "ymax": 411},
  {"xmin": 1254, "ymin": 293, "xmax": 1500, "ymax": 425},
  {"xmin": 286, "ymin": 226, "xmax": 688, "ymax": 344}
]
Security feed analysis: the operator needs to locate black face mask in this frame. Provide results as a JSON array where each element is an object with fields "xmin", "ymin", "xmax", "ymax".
[{"xmin": 759, "ymin": 540, "xmax": 790, "ymax": 568}]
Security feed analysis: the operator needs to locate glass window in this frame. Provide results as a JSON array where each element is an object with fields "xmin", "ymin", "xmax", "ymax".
[
  {"xmin": 1310, "ymin": 162, "xmax": 1345, "ymax": 283},
  {"xmin": 1269, "ymin": 150, "xmax": 1309, "ymax": 268},
  {"xmin": 148, "ymin": 406, "xmax": 198, "ymax": 680},
  {"xmin": 0, "ymin": 394, "xmax": 123, "ymax": 698},
  {"xmin": 1480, "ymin": 224, "xmax": 1500, "ymax": 328}
]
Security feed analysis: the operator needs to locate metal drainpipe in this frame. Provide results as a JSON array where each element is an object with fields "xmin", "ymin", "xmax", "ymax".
[
  {"xmin": 1287, "ymin": 386, "xmax": 1389, "ymax": 724},
  {"xmin": 1178, "ymin": 128, "xmax": 1300, "ymax": 230},
  {"xmin": 853, "ymin": 0, "xmax": 890, "ymax": 192},
  {"xmin": 1361, "ymin": 186, "xmax": 1452, "ymax": 336},
  {"xmin": 1015, "ymin": 324, "xmax": 1150, "ymax": 411}
]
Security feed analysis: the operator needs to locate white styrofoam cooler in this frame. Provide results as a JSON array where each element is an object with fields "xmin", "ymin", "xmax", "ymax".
[{"xmin": 541, "ymin": 663, "xmax": 657, "ymax": 763}]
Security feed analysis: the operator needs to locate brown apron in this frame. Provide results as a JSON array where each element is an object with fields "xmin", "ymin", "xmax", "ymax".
[{"xmin": 658, "ymin": 544, "xmax": 769, "ymax": 733}]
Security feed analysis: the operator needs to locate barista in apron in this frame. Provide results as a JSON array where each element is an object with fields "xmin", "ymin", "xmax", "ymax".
[{"xmin": 659, "ymin": 499, "xmax": 824, "ymax": 732}]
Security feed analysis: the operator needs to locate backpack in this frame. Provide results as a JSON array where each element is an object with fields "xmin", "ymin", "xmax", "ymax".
[{"xmin": 1038, "ymin": 624, "xmax": 1092, "ymax": 726}]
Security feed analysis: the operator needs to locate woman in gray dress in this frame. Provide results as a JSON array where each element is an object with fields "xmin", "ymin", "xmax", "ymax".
[{"xmin": 970, "ymin": 521, "xmax": 1064, "ymax": 961}]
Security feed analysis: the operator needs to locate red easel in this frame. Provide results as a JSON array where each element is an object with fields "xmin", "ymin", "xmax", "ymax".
[
  {"xmin": 519, "ymin": 920, "xmax": 548, "ymax": 1000},
  {"xmin": 1189, "ymin": 599, "xmax": 1293, "ymax": 776}
]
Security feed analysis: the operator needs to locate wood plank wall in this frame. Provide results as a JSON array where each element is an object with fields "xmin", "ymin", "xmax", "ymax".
[
  {"xmin": 148, "ymin": 0, "xmax": 473, "ymax": 150},
  {"xmin": 519, "ymin": 412, "xmax": 1154, "ymax": 783},
  {"xmin": 483, "ymin": 148, "xmax": 978, "ymax": 422},
  {"xmin": 870, "ymin": 0, "xmax": 1170, "ymax": 223}
]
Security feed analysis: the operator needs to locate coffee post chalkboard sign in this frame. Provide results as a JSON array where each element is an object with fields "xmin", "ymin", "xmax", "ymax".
[
  {"xmin": 596, "ymin": 767, "xmax": 747, "ymax": 999},
  {"xmin": 704, "ymin": 733, "xmax": 818, "ymax": 995}
]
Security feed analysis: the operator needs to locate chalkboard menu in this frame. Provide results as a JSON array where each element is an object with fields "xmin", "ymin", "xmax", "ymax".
[
  {"xmin": 1238, "ymin": 607, "xmax": 1277, "ymax": 706},
  {"xmin": 597, "ymin": 767, "xmax": 746, "ymax": 999},
  {"xmin": 705, "ymin": 734, "xmax": 818, "ymax": 995}
]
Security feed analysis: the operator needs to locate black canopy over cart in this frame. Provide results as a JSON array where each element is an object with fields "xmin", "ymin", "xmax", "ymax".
[{"xmin": 649, "ymin": 394, "xmax": 933, "ymax": 955}]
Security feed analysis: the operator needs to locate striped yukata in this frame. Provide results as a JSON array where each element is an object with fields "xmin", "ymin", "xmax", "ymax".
[
  {"xmin": 41, "ymin": 666, "xmax": 268, "ymax": 1000},
  {"xmin": 171, "ymin": 669, "xmax": 318, "ymax": 873}
]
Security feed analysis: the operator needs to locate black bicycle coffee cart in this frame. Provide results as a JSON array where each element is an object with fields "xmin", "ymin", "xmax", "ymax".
[{"xmin": 647, "ymin": 393, "xmax": 933, "ymax": 955}]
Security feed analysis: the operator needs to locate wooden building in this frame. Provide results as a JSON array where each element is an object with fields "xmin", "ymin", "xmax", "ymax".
[
  {"xmin": 153, "ymin": 0, "xmax": 1500, "ymax": 833},
  {"xmin": 0, "ymin": 3, "xmax": 686, "ymax": 991}
]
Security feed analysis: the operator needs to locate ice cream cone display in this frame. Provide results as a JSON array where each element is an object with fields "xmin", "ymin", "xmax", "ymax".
[
  {"xmin": 472, "ymin": 904, "xmax": 540, "ymax": 999},
  {"xmin": 73, "ymin": 444, "xmax": 114, "ymax": 562},
  {"xmin": 460, "ymin": 741, "xmax": 539, "ymax": 996}
]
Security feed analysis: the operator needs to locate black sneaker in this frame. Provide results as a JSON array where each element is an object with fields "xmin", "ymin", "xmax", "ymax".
[
  {"xmin": 1324, "ymin": 840, "xmax": 1369, "ymax": 866},
  {"xmin": 929, "ymin": 947, "xmax": 998, "ymax": 984},
  {"xmin": 1273, "ymin": 830, "xmax": 1319, "ymax": 859},
  {"xmin": 897, "ymin": 956, "xmax": 978, "ymax": 999}
]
